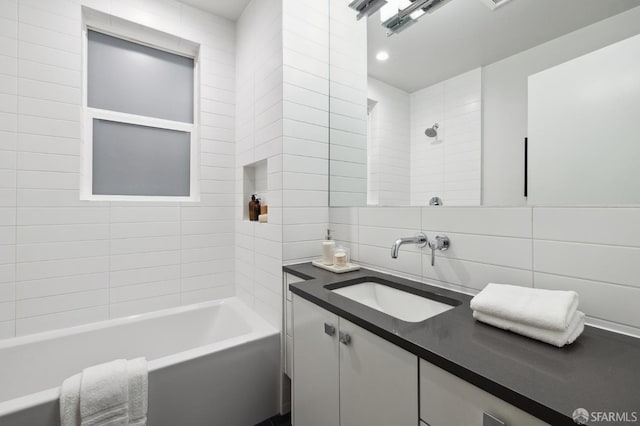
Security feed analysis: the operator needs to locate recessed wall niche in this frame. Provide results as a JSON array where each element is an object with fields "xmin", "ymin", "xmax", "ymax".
[{"xmin": 243, "ymin": 160, "xmax": 268, "ymax": 221}]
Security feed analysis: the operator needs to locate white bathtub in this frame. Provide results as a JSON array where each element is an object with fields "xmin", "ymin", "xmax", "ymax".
[{"xmin": 0, "ymin": 297, "xmax": 280, "ymax": 426}]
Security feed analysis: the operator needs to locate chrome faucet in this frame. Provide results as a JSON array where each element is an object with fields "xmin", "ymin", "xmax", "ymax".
[{"xmin": 391, "ymin": 233, "xmax": 428, "ymax": 259}]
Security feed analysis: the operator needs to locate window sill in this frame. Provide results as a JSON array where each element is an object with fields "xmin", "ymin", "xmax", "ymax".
[{"xmin": 80, "ymin": 194, "xmax": 200, "ymax": 202}]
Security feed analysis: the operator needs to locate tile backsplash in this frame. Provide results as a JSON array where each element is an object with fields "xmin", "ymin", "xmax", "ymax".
[{"xmin": 330, "ymin": 206, "xmax": 640, "ymax": 337}]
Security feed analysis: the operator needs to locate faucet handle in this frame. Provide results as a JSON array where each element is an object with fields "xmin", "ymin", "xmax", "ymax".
[{"xmin": 428, "ymin": 234, "xmax": 450, "ymax": 266}]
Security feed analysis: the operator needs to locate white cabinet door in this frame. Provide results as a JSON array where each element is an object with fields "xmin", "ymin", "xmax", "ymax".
[
  {"xmin": 420, "ymin": 359, "xmax": 549, "ymax": 426},
  {"xmin": 284, "ymin": 273, "xmax": 304, "ymax": 378},
  {"xmin": 339, "ymin": 318, "xmax": 418, "ymax": 426},
  {"xmin": 292, "ymin": 295, "xmax": 340, "ymax": 426}
]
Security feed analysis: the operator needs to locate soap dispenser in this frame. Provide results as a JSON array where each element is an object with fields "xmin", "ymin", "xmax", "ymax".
[
  {"xmin": 322, "ymin": 229, "xmax": 335, "ymax": 265},
  {"xmin": 253, "ymin": 196, "xmax": 261, "ymax": 222},
  {"xmin": 249, "ymin": 195, "xmax": 258, "ymax": 221}
]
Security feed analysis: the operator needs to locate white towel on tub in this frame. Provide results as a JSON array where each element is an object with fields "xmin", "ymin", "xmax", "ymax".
[
  {"xmin": 474, "ymin": 310, "xmax": 585, "ymax": 347},
  {"xmin": 61, "ymin": 373, "xmax": 82, "ymax": 426},
  {"xmin": 126, "ymin": 358, "xmax": 148, "ymax": 426},
  {"xmin": 470, "ymin": 283, "xmax": 579, "ymax": 331},
  {"xmin": 60, "ymin": 358, "xmax": 148, "ymax": 426},
  {"xmin": 80, "ymin": 359, "xmax": 129, "ymax": 426}
]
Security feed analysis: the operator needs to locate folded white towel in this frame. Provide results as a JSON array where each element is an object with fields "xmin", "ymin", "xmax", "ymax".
[
  {"xmin": 470, "ymin": 283, "xmax": 578, "ymax": 331},
  {"xmin": 80, "ymin": 359, "xmax": 129, "ymax": 426},
  {"xmin": 127, "ymin": 358, "xmax": 148, "ymax": 426},
  {"xmin": 61, "ymin": 373, "xmax": 82, "ymax": 426},
  {"xmin": 474, "ymin": 310, "xmax": 585, "ymax": 347},
  {"xmin": 60, "ymin": 358, "xmax": 148, "ymax": 426}
]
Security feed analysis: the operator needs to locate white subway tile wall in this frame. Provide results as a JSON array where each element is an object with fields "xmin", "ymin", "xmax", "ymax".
[
  {"xmin": 234, "ymin": 0, "xmax": 332, "ymax": 328},
  {"xmin": 281, "ymin": 0, "xmax": 329, "ymax": 264},
  {"xmin": 235, "ymin": 0, "xmax": 284, "ymax": 328},
  {"xmin": 330, "ymin": 206, "xmax": 640, "ymax": 336},
  {"xmin": 0, "ymin": 0, "xmax": 236, "ymax": 338},
  {"xmin": 328, "ymin": 0, "xmax": 367, "ymax": 207},
  {"xmin": 366, "ymin": 78, "xmax": 410, "ymax": 206},
  {"xmin": 1, "ymin": 0, "xmax": 638, "ymax": 346},
  {"xmin": 0, "ymin": 0, "xmax": 17, "ymax": 339},
  {"xmin": 410, "ymin": 68, "xmax": 481, "ymax": 206}
]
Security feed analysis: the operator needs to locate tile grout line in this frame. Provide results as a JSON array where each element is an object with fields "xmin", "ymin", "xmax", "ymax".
[
  {"xmin": 14, "ymin": 3, "xmax": 19, "ymax": 338},
  {"xmin": 107, "ymin": 201, "xmax": 111, "ymax": 319}
]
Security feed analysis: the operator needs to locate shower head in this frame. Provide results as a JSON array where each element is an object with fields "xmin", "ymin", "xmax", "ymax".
[{"xmin": 425, "ymin": 123, "xmax": 439, "ymax": 138}]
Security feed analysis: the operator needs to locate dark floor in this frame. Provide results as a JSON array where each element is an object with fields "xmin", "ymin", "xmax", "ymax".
[{"xmin": 255, "ymin": 412, "xmax": 291, "ymax": 426}]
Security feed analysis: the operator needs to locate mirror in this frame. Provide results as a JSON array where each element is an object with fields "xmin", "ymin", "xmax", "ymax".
[
  {"xmin": 328, "ymin": 0, "xmax": 640, "ymax": 207},
  {"xmin": 528, "ymin": 33, "xmax": 640, "ymax": 205}
]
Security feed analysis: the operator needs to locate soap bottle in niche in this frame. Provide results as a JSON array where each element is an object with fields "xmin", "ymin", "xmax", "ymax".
[
  {"xmin": 249, "ymin": 195, "xmax": 258, "ymax": 221},
  {"xmin": 258, "ymin": 204, "xmax": 268, "ymax": 223},
  {"xmin": 322, "ymin": 229, "xmax": 335, "ymax": 265},
  {"xmin": 253, "ymin": 196, "xmax": 261, "ymax": 222}
]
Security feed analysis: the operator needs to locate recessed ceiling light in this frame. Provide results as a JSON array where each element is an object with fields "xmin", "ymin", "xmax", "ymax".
[{"xmin": 376, "ymin": 51, "xmax": 389, "ymax": 61}]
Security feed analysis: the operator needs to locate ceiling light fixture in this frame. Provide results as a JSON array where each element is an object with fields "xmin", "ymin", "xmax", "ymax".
[
  {"xmin": 376, "ymin": 51, "xmax": 390, "ymax": 61},
  {"xmin": 478, "ymin": 0, "xmax": 515, "ymax": 10},
  {"xmin": 382, "ymin": 0, "xmax": 453, "ymax": 36},
  {"xmin": 348, "ymin": 0, "xmax": 388, "ymax": 20}
]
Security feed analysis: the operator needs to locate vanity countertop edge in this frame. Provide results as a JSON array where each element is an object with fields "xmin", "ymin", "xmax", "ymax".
[{"xmin": 284, "ymin": 262, "xmax": 640, "ymax": 426}]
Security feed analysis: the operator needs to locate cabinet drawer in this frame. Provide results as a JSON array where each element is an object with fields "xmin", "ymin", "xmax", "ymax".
[{"xmin": 419, "ymin": 360, "xmax": 549, "ymax": 426}]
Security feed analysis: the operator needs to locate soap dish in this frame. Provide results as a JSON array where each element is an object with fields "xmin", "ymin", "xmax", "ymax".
[{"xmin": 312, "ymin": 260, "xmax": 361, "ymax": 274}]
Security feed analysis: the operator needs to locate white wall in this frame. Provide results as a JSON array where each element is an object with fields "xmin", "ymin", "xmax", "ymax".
[
  {"xmin": 281, "ymin": 0, "xmax": 330, "ymax": 264},
  {"xmin": 235, "ymin": 0, "xmax": 331, "ymax": 328},
  {"xmin": 328, "ymin": 0, "xmax": 368, "ymax": 207},
  {"xmin": 366, "ymin": 69, "xmax": 481, "ymax": 208},
  {"xmin": 410, "ymin": 68, "xmax": 481, "ymax": 206},
  {"xmin": 482, "ymin": 5, "xmax": 640, "ymax": 206},
  {"xmin": 0, "ymin": 0, "xmax": 236, "ymax": 339},
  {"xmin": 330, "ymin": 206, "xmax": 640, "ymax": 337},
  {"xmin": 325, "ymin": 3, "xmax": 640, "ymax": 343},
  {"xmin": 350, "ymin": 6, "xmax": 640, "ymax": 208},
  {"xmin": 366, "ymin": 77, "xmax": 410, "ymax": 206},
  {"xmin": 528, "ymin": 33, "xmax": 640, "ymax": 205},
  {"xmin": 235, "ymin": 0, "xmax": 283, "ymax": 328}
]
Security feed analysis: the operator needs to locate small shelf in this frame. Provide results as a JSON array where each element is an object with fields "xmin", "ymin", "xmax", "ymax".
[{"xmin": 242, "ymin": 159, "xmax": 268, "ymax": 221}]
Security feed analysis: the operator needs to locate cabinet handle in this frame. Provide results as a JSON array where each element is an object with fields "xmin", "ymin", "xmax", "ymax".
[
  {"xmin": 483, "ymin": 413, "xmax": 505, "ymax": 426},
  {"xmin": 324, "ymin": 323, "xmax": 336, "ymax": 336},
  {"xmin": 339, "ymin": 331, "xmax": 351, "ymax": 346}
]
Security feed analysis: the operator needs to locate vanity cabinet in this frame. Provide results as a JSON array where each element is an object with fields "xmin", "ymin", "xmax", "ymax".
[
  {"xmin": 284, "ymin": 273, "xmax": 305, "ymax": 378},
  {"xmin": 292, "ymin": 295, "xmax": 418, "ymax": 426},
  {"xmin": 292, "ymin": 295, "xmax": 340, "ymax": 426},
  {"xmin": 419, "ymin": 360, "xmax": 549, "ymax": 426}
]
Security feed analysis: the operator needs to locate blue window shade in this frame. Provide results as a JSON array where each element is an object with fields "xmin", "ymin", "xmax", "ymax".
[
  {"xmin": 92, "ymin": 119, "xmax": 191, "ymax": 197},
  {"xmin": 88, "ymin": 30, "xmax": 194, "ymax": 123}
]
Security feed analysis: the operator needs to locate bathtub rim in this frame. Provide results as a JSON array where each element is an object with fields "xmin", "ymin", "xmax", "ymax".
[{"xmin": 0, "ymin": 297, "xmax": 279, "ymax": 418}]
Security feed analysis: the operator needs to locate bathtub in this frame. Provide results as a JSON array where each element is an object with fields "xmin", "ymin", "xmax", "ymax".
[{"xmin": 0, "ymin": 297, "xmax": 280, "ymax": 426}]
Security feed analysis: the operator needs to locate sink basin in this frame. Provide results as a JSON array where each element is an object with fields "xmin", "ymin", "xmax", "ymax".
[{"xmin": 331, "ymin": 282, "xmax": 454, "ymax": 322}]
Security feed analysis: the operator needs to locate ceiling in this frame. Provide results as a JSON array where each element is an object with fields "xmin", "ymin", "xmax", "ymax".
[
  {"xmin": 368, "ymin": 0, "xmax": 640, "ymax": 92},
  {"xmin": 179, "ymin": 0, "xmax": 252, "ymax": 20}
]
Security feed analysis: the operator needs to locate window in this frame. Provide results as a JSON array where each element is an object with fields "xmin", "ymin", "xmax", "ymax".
[{"xmin": 82, "ymin": 28, "xmax": 199, "ymax": 200}]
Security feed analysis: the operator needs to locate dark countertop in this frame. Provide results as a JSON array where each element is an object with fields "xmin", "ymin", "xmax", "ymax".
[{"xmin": 284, "ymin": 262, "xmax": 640, "ymax": 426}]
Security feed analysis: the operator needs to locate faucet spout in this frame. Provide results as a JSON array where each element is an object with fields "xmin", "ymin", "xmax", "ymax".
[{"xmin": 391, "ymin": 233, "xmax": 428, "ymax": 258}]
